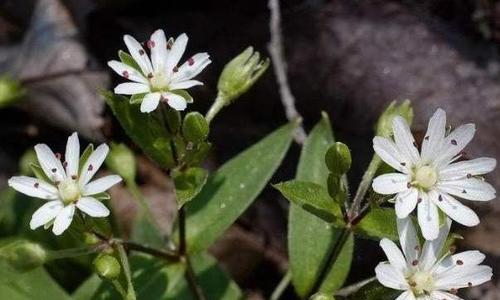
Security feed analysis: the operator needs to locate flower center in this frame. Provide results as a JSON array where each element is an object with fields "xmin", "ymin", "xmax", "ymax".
[
  {"xmin": 408, "ymin": 270, "xmax": 434, "ymax": 296},
  {"xmin": 58, "ymin": 179, "xmax": 80, "ymax": 205},
  {"xmin": 414, "ymin": 165, "xmax": 437, "ymax": 189},
  {"xmin": 149, "ymin": 71, "xmax": 170, "ymax": 91}
]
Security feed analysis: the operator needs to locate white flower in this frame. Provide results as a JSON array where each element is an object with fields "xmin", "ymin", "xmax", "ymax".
[
  {"xmin": 372, "ymin": 108, "xmax": 496, "ymax": 240},
  {"xmin": 107, "ymin": 29, "xmax": 211, "ymax": 113},
  {"xmin": 376, "ymin": 217, "xmax": 492, "ymax": 300},
  {"xmin": 8, "ymin": 133, "xmax": 122, "ymax": 235}
]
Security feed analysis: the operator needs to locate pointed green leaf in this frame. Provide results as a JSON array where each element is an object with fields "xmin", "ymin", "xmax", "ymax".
[
  {"xmin": 173, "ymin": 167, "xmax": 209, "ymax": 208},
  {"xmin": 341, "ymin": 280, "xmax": 400, "ymax": 300},
  {"xmin": 118, "ymin": 50, "xmax": 142, "ymax": 73},
  {"xmin": 181, "ymin": 122, "xmax": 296, "ymax": 254},
  {"xmin": 30, "ymin": 164, "xmax": 51, "ymax": 184},
  {"xmin": 318, "ymin": 233, "xmax": 353, "ymax": 293},
  {"xmin": 355, "ymin": 207, "xmax": 398, "ymax": 240},
  {"xmin": 103, "ymin": 91, "xmax": 176, "ymax": 169}
]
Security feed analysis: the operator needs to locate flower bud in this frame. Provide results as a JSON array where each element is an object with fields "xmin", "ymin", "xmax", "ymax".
[
  {"xmin": 94, "ymin": 254, "xmax": 121, "ymax": 280},
  {"xmin": 309, "ymin": 292, "xmax": 335, "ymax": 300},
  {"xmin": 83, "ymin": 232, "xmax": 100, "ymax": 246},
  {"xmin": 105, "ymin": 143, "xmax": 136, "ymax": 181},
  {"xmin": 0, "ymin": 240, "xmax": 47, "ymax": 272},
  {"xmin": 217, "ymin": 46, "xmax": 270, "ymax": 104},
  {"xmin": 375, "ymin": 100, "xmax": 414, "ymax": 137},
  {"xmin": 0, "ymin": 76, "xmax": 24, "ymax": 108},
  {"xmin": 182, "ymin": 112, "xmax": 209, "ymax": 144},
  {"xmin": 325, "ymin": 142, "xmax": 352, "ymax": 175}
]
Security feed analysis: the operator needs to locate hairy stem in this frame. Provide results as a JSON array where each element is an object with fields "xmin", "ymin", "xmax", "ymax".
[
  {"xmin": 185, "ymin": 256, "xmax": 207, "ymax": 300},
  {"xmin": 348, "ymin": 154, "xmax": 381, "ymax": 219},
  {"xmin": 116, "ymin": 244, "xmax": 137, "ymax": 300},
  {"xmin": 118, "ymin": 240, "xmax": 179, "ymax": 262},
  {"xmin": 205, "ymin": 93, "xmax": 226, "ymax": 124}
]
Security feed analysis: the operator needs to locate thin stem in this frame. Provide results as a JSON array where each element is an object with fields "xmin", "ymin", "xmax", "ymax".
[
  {"xmin": 185, "ymin": 256, "xmax": 207, "ymax": 300},
  {"xmin": 335, "ymin": 276, "xmax": 376, "ymax": 297},
  {"xmin": 47, "ymin": 246, "xmax": 97, "ymax": 260},
  {"xmin": 178, "ymin": 206, "xmax": 186, "ymax": 255},
  {"xmin": 205, "ymin": 93, "xmax": 226, "ymax": 124},
  {"xmin": 116, "ymin": 244, "xmax": 137, "ymax": 300},
  {"xmin": 270, "ymin": 271, "xmax": 292, "ymax": 300},
  {"xmin": 111, "ymin": 280, "xmax": 129, "ymax": 300},
  {"xmin": 348, "ymin": 154, "xmax": 381, "ymax": 220},
  {"xmin": 118, "ymin": 240, "xmax": 179, "ymax": 262}
]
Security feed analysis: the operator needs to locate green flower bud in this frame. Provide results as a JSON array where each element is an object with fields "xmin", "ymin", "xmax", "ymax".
[
  {"xmin": 376, "ymin": 100, "xmax": 414, "ymax": 137},
  {"xmin": 217, "ymin": 47, "xmax": 270, "ymax": 104},
  {"xmin": 182, "ymin": 112, "xmax": 209, "ymax": 143},
  {"xmin": 0, "ymin": 76, "xmax": 24, "ymax": 108},
  {"xmin": 0, "ymin": 240, "xmax": 47, "ymax": 272},
  {"xmin": 83, "ymin": 232, "xmax": 100, "ymax": 246},
  {"xmin": 105, "ymin": 143, "xmax": 136, "ymax": 181},
  {"xmin": 94, "ymin": 254, "xmax": 121, "ymax": 280},
  {"xmin": 309, "ymin": 292, "xmax": 335, "ymax": 300},
  {"xmin": 325, "ymin": 142, "xmax": 352, "ymax": 175},
  {"xmin": 19, "ymin": 149, "xmax": 37, "ymax": 176}
]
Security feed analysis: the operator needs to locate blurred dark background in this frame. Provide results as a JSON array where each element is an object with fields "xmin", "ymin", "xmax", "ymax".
[{"xmin": 0, "ymin": 0, "xmax": 499, "ymax": 299}]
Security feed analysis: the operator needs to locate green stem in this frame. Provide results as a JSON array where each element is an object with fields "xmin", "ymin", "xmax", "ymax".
[
  {"xmin": 178, "ymin": 206, "xmax": 187, "ymax": 255},
  {"xmin": 270, "ymin": 271, "xmax": 291, "ymax": 300},
  {"xmin": 47, "ymin": 246, "xmax": 97, "ymax": 260},
  {"xmin": 111, "ymin": 280, "xmax": 129, "ymax": 299},
  {"xmin": 335, "ymin": 276, "xmax": 376, "ymax": 297},
  {"xmin": 205, "ymin": 93, "xmax": 227, "ymax": 124},
  {"xmin": 185, "ymin": 256, "xmax": 206, "ymax": 300},
  {"xmin": 118, "ymin": 240, "xmax": 179, "ymax": 262},
  {"xmin": 348, "ymin": 154, "xmax": 381, "ymax": 219},
  {"xmin": 116, "ymin": 244, "xmax": 137, "ymax": 300}
]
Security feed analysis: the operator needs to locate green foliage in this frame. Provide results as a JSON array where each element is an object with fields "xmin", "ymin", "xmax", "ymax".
[
  {"xmin": 325, "ymin": 142, "xmax": 351, "ymax": 175},
  {"xmin": 118, "ymin": 50, "xmax": 141, "ymax": 73},
  {"xmin": 318, "ymin": 233, "xmax": 353, "ymax": 293},
  {"xmin": 355, "ymin": 207, "xmax": 398, "ymax": 241},
  {"xmin": 0, "ymin": 239, "xmax": 47, "ymax": 272},
  {"xmin": 274, "ymin": 180, "xmax": 343, "ymax": 225},
  {"xmin": 103, "ymin": 91, "xmax": 176, "ymax": 169},
  {"xmin": 0, "ymin": 75, "xmax": 24, "ymax": 109},
  {"xmin": 173, "ymin": 167, "xmax": 209, "ymax": 208},
  {"xmin": 341, "ymin": 281, "xmax": 401, "ymax": 300},
  {"xmin": 178, "ymin": 122, "xmax": 296, "ymax": 254},
  {"xmin": 182, "ymin": 112, "xmax": 209, "ymax": 144},
  {"xmin": 287, "ymin": 114, "xmax": 352, "ymax": 297},
  {"xmin": 375, "ymin": 100, "xmax": 413, "ymax": 137},
  {"xmin": 310, "ymin": 292, "xmax": 336, "ymax": 300},
  {"xmin": 105, "ymin": 143, "xmax": 136, "ymax": 182}
]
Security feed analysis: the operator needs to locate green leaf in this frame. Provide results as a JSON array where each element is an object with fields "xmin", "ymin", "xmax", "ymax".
[
  {"xmin": 355, "ymin": 207, "xmax": 398, "ymax": 240},
  {"xmin": 118, "ymin": 50, "xmax": 142, "ymax": 73},
  {"xmin": 30, "ymin": 164, "xmax": 51, "ymax": 184},
  {"xmin": 0, "ymin": 261, "xmax": 71, "ymax": 300},
  {"xmin": 130, "ymin": 93, "xmax": 146, "ymax": 104},
  {"xmin": 73, "ymin": 275, "xmax": 102, "ymax": 300},
  {"xmin": 288, "ymin": 114, "xmax": 352, "ymax": 297},
  {"xmin": 318, "ymin": 233, "xmax": 353, "ymax": 293},
  {"xmin": 173, "ymin": 167, "xmax": 209, "ymax": 208},
  {"xmin": 275, "ymin": 180, "xmax": 343, "ymax": 224},
  {"xmin": 131, "ymin": 212, "xmax": 165, "ymax": 248},
  {"xmin": 180, "ymin": 122, "xmax": 296, "ymax": 254},
  {"xmin": 342, "ymin": 281, "xmax": 400, "ymax": 300},
  {"xmin": 103, "ymin": 91, "xmax": 176, "ymax": 169}
]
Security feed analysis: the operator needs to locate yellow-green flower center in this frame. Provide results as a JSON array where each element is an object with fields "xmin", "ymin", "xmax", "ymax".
[
  {"xmin": 408, "ymin": 271, "xmax": 434, "ymax": 296},
  {"xmin": 58, "ymin": 179, "xmax": 80, "ymax": 205},
  {"xmin": 414, "ymin": 166, "xmax": 437, "ymax": 189},
  {"xmin": 149, "ymin": 71, "xmax": 170, "ymax": 91}
]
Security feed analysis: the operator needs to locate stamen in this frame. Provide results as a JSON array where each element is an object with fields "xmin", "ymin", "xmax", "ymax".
[
  {"xmin": 34, "ymin": 182, "xmax": 39, "ymax": 188},
  {"xmin": 55, "ymin": 181, "xmax": 60, "ymax": 185},
  {"xmin": 456, "ymin": 260, "xmax": 463, "ymax": 265},
  {"xmin": 139, "ymin": 49, "xmax": 145, "ymax": 55},
  {"xmin": 417, "ymin": 198, "xmax": 422, "ymax": 203},
  {"xmin": 449, "ymin": 288, "xmax": 457, "ymax": 294},
  {"xmin": 173, "ymin": 66, "xmax": 179, "ymax": 73},
  {"xmin": 466, "ymin": 173, "xmax": 472, "ymax": 178},
  {"xmin": 449, "ymin": 245, "xmax": 457, "ymax": 254},
  {"xmin": 400, "ymin": 162, "xmax": 406, "ymax": 166},
  {"xmin": 438, "ymin": 195, "xmax": 443, "ymax": 201},
  {"xmin": 167, "ymin": 39, "xmax": 174, "ymax": 49},
  {"xmin": 451, "ymin": 139, "xmax": 458, "ymax": 146},
  {"xmin": 188, "ymin": 57, "xmax": 195, "ymax": 66},
  {"xmin": 147, "ymin": 40, "xmax": 155, "ymax": 49},
  {"xmin": 147, "ymin": 73, "xmax": 153, "ymax": 79},
  {"xmin": 51, "ymin": 168, "xmax": 57, "ymax": 173},
  {"xmin": 413, "ymin": 141, "xmax": 418, "ymax": 147},
  {"xmin": 63, "ymin": 161, "xmax": 68, "ymax": 168},
  {"xmin": 468, "ymin": 282, "xmax": 472, "ymax": 287},
  {"xmin": 424, "ymin": 136, "xmax": 429, "ymax": 140},
  {"xmin": 88, "ymin": 164, "xmax": 93, "ymax": 171},
  {"xmin": 412, "ymin": 260, "xmax": 418, "ymax": 266},
  {"xmin": 122, "ymin": 70, "xmax": 129, "ymax": 78},
  {"xmin": 71, "ymin": 175, "xmax": 77, "ymax": 180},
  {"xmin": 407, "ymin": 182, "xmax": 411, "ymax": 188},
  {"xmin": 462, "ymin": 189, "xmax": 467, "ymax": 194},
  {"xmin": 55, "ymin": 153, "xmax": 61, "ymax": 160}
]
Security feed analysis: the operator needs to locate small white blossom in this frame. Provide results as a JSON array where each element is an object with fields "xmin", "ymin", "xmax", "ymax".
[
  {"xmin": 376, "ymin": 217, "xmax": 492, "ymax": 300},
  {"xmin": 372, "ymin": 108, "xmax": 496, "ymax": 240},
  {"xmin": 107, "ymin": 29, "xmax": 211, "ymax": 113},
  {"xmin": 8, "ymin": 133, "xmax": 122, "ymax": 235}
]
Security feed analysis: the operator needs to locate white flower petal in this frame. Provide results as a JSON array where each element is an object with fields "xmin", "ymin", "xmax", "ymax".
[
  {"xmin": 430, "ymin": 291, "xmax": 462, "ymax": 300},
  {"xmin": 395, "ymin": 291, "xmax": 416, "ymax": 300},
  {"xmin": 432, "ymin": 191, "xmax": 479, "ymax": 227},
  {"xmin": 374, "ymin": 262, "xmax": 408, "ymax": 290},
  {"xmin": 79, "ymin": 144, "xmax": 109, "ymax": 186},
  {"xmin": 169, "ymin": 80, "xmax": 203, "ymax": 90},
  {"xmin": 140, "ymin": 92, "xmax": 162, "ymax": 113},
  {"xmin": 76, "ymin": 197, "xmax": 110, "ymax": 217},
  {"xmin": 439, "ymin": 157, "xmax": 497, "ymax": 181},
  {"xmin": 452, "ymin": 250, "xmax": 486, "ymax": 266},
  {"xmin": 421, "ymin": 108, "xmax": 446, "ymax": 163},
  {"xmin": 417, "ymin": 192, "xmax": 440, "ymax": 241},
  {"xmin": 34, "ymin": 144, "xmax": 66, "ymax": 182},
  {"xmin": 114, "ymin": 82, "xmax": 150, "ymax": 95},
  {"xmin": 8, "ymin": 176, "xmax": 59, "ymax": 200},
  {"xmin": 165, "ymin": 33, "xmax": 188, "ymax": 75},
  {"xmin": 380, "ymin": 238, "xmax": 407, "ymax": 272},
  {"xmin": 397, "ymin": 217, "xmax": 420, "ymax": 264},
  {"xmin": 373, "ymin": 137, "xmax": 409, "ymax": 173},
  {"xmin": 52, "ymin": 204, "xmax": 75, "ymax": 235},
  {"xmin": 434, "ymin": 265, "xmax": 492, "ymax": 290},
  {"xmin": 372, "ymin": 173, "xmax": 410, "ymax": 195},
  {"xmin": 163, "ymin": 92, "xmax": 187, "ymax": 111},
  {"xmin": 107, "ymin": 60, "xmax": 148, "ymax": 84},
  {"xmin": 395, "ymin": 188, "xmax": 418, "ymax": 218},
  {"xmin": 171, "ymin": 52, "xmax": 211, "ymax": 82},
  {"xmin": 30, "ymin": 201, "xmax": 64, "ymax": 229},
  {"xmin": 419, "ymin": 218, "xmax": 451, "ymax": 270},
  {"xmin": 149, "ymin": 29, "xmax": 168, "ymax": 72},
  {"xmin": 64, "ymin": 132, "xmax": 80, "ymax": 178},
  {"xmin": 124, "ymin": 34, "xmax": 153, "ymax": 75},
  {"xmin": 83, "ymin": 175, "xmax": 122, "ymax": 196},
  {"xmin": 434, "ymin": 123, "xmax": 476, "ymax": 167},
  {"xmin": 392, "ymin": 116, "xmax": 420, "ymax": 164},
  {"xmin": 437, "ymin": 178, "xmax": 496, "ymax": 201}
]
